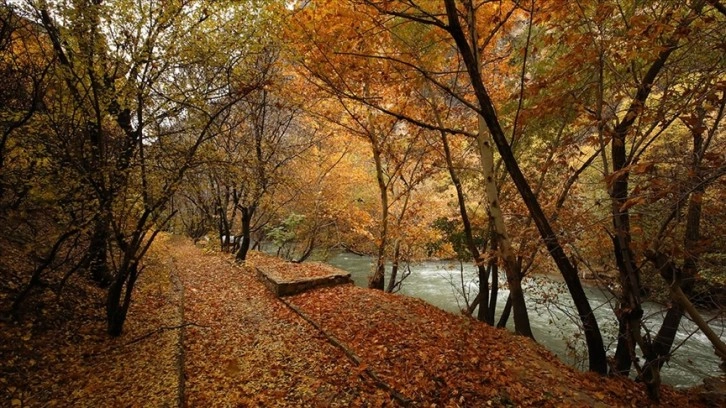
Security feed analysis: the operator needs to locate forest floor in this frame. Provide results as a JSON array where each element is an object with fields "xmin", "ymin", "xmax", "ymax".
[{"xmin": 0, "ymin": 235, "xmax": 714, "ymax": 407}]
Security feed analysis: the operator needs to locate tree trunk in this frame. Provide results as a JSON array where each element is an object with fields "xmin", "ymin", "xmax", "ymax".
[
  {"xmin": 643, "ymin": 106, "xmax": 709, "ymax": 392},
  {"xmin": 465, "ymin": 1, "xmax": 531, "ymax": 337},
  {"xmin": 106, "ymin": 260, "xmax": 140, "ymax": 336},
  {"xmin": 477, "ymin": 226, "xmax": 497, "ymax": 323},
  {"xmin": 386, "ymin": 189, "xmax": 411, "ymax": 293},
  {"xmin": 604, "ymin": 8, "xmax": 703, "ymax": 392},
  {"xmin": 444, "ymin": 0, "xmax": 606, "ymax": 373},
  {"xmin": 671, "ymin": 283, "xmax": 726, "ymax": 362},
  {"xmin": 612, "ymin": 314, "xmax": 633, "ymax": 374},
  {"xmin": 486, "ymin": 238, "xmax": 499, "ymax": 325},
  {"xmin": 236, "ymin": 206, "xmax": 254, "ymax": 261},
  {"xmin": 218, "ymin": 186, "xmax": 237, "ymax": 252},
  {"xmin": 294, "ymin": 234, "xmax": 316, "ymax": 263},
  {"xmin": 476, "ymin": 261, "xmax": 490, "ymax": 322},
  {"xmin": 88, "ymin": 214, "xmax": 111, "ymax": 287},
  {"xmin": 439, "ymin": 128, "xmax": 491, "ymax": 323},
  {"xmin": 609, "ymin": 94, "xmax": 648, "ymax": 377},
  {"xmin": 369, "ymin": 142, "xmax": 387, "ymax": 291},
  {"xmin": 497, "ymin": 294, "xmax": 512, "ymax": 329},
  {"xmin": 606, "ymin": 27, "xmax": 682, "ymax": 382},
  {"xmin": 386, "ymin": 240, "xmax": 401, "ymax": 293}
]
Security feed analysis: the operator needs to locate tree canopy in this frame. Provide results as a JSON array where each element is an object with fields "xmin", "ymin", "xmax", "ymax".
[{"xmin": 2, "ymin": 0, "xmax": 725, "ymax": 403}]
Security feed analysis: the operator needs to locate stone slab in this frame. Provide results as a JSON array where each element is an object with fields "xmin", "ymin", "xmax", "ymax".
[{"xmin": 256, "ymin": 265, "xmax": 352, "ymax": 297}]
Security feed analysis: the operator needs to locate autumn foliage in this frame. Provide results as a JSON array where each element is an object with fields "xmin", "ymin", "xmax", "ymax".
[
  {"xmin": 2, "ymin": 238, "xmax": 710, "ymax": 406},
  {"xmin": 2, "ymin": 0, "xmax": 726, "ymax": 405}
]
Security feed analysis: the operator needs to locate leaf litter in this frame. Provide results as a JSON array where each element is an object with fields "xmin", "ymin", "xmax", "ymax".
[
  {"xmin": 1, "ymin": 234, "xmax": 183, "ymax": 407},
  {"xmin": 1, "ymin": 237, "xmax": 711, "ymax": 407}
]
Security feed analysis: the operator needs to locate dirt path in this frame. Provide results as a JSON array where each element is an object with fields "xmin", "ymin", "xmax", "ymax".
[
  {"xmin": 172, "ymin": 241, "xmax": 385, "ymax": 407},
  {"xmin": 0, "ymin": 236, "xmax": 711, "ymax": 406},
  {"xmin": 172, "ymin": 241, "xmax": 707, "ymax": 407}
]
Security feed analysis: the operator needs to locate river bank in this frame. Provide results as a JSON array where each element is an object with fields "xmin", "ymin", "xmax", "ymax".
[
  {"xmin": 325, "ymin": 252, "xmax": 726, "ymax": 389},
  {"xmin": 1, "ymin": 238, "xmax": 714, "ymax": 406}
]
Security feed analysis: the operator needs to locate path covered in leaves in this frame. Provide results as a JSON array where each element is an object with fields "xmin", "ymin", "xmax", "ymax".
[
  {"xmin": 176, "ymin": 242, "xmax": 707, "ymax": 407},
  {"xmin": 1, "ymin": 237, "xmax": 711, "ymax": 407},
  {"xmin": 175, "ymin": 243, "xmax": 383, "ymax": 406}
]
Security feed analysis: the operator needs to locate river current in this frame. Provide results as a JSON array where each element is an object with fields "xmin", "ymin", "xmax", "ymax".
[{"xmin": 326, "ymin": 253, "xmax": 725, "ymax": 388}]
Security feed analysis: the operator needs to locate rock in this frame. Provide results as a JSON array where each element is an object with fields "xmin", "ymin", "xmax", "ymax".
[{"xmin": 256, "ymin": 266, "xmax": 352, "ymax": 297}]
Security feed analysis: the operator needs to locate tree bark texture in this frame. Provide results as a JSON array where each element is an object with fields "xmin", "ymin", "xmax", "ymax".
[
  {"xmin": 439, "ymin": 125, "xmax": 491, "ymax": 323},
  {"xmin": 236, "ymin": 206, "xmax": 255, "ymax": 261},
  {"xmin": 369, "ymin": 141, "xmax": 388, "ymax": 291}
]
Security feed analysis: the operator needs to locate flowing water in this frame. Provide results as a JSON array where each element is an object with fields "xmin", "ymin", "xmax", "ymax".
[{"xmin": 326, "ymin": 253, "xmax": 725, "ymax": 388}]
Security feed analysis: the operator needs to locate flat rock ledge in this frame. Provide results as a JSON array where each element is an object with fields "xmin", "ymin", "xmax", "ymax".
[{"xmin": 255, "ymin": 263, "xmax": 352, "ymax": 297}]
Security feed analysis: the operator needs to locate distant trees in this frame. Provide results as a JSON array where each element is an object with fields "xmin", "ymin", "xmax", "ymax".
[
  {"xmin": 289, "ymin": 0, "xmax": 451, "ymax": 292},
  {"xmin": 173, "ymin": 45, "xmax": 318, "ymax": 263},
  {"xmin": 231, "ymin": 50, "xmax": 318, "ymax": 262}
]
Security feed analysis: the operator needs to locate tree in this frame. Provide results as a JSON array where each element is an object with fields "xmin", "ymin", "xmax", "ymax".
[
  {"xmin": 534, "ymin": 0, "xmax": 723, "ymax": 397},
  {"xmin": 21, "ymin": 0, "xmax": 268, "ymax": 335},
  {"xmin": 1, "ymin": 3, "xmax": 95, "ymax": 316},
  {"xmin": 232, "ymin": 48, "xmax": 318, "ymax": 262},
  {"xmin": 439, "ymin": 0, "xmax": 606, "ymax": 369},
  {"xmin": 290, "ymin": 0, "xmax": 602, "ymax": 360}
]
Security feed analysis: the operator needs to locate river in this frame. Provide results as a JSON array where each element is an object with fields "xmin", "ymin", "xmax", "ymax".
[{"xmin": 325, "ymin": 253, "xmax": 725, "ymax": 388}]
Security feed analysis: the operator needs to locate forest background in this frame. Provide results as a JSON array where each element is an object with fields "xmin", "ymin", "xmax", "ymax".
[{"xmin": 1, "ymin": 0, "xmax": 725, "ymax": 402}]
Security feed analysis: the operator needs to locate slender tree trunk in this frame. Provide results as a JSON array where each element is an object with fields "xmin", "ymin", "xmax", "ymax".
[
  {"xmin": 603, "ymin": 8, "xmax": 704, "ymax": 393},
  {"xmin": 386, "ymin": 190, "xmax": 412, "ymax": 293},
  {"xmin": 217, "ymin": 186, "xmax": 235, "ymax": 252},
  {"xmin": 386, "ymin": 240, "xmax": 401, "ymax": 293},
  {"xmin": 463, "ymin": 1, "xmax": 531, "ymax": 337},
  {"xmin": 107, "ymin": 263, "xmax": 141, "ymax": 337},
  {"xmin": 107, "ymin": 248, "xmax": 141, "ymax": 337},
  {"xmin": 105, "ymin": 209, "xmax": 158, "ymax": 337},
  {"xmin": 609, "ymin": 86, "xmax": 648, "ymax": 377},
  {"xmin": 476, "ymin": 226, "xmax": 497, "ymax": 323},
  {"xmin": 476, "ymin": 257, "xmax": 490, "ymax": 322},
  {"xmin": 645, "ymin": 103, "xmax": 726, "ymax": 382},
  {"xmin": 646, "ymin": 250, "xmax": 726, "ymax": 362},
  {"xmin": 671, "ymin": 284, "xmax": 726, "ymax": 361},
  {"xmin": 651, "ymin": 301, "xmax": 685, "ymax": 367},
  {"xmin": 607, "ymin": 28, "xmax": 679, "ymax": 383},
  {"xmin": 497, "ymin": 294, "xmax": 512, "ymax": 328},
  {"xmin": 369, "ymin": 142, "xmax": 387, "ymax": 291},
  {"xmin": 439, "ymin": 128, "xmax": 491, "ymax": 322},
  {"xmin": 486, "ymin": 235, "xmax": 499, "ymax": 325},
  {"xmin": 88, "ymin": 213, "xmax": 111, "ymax": 287},
  {"xmin": 236, "ymin": 206, "xmax": 254, "ymax": 261},
  {"xmin": 643, "ymin": 127, "xmax": 706, "ymax": 380},
  {"xmin": 294, "ymin": 233, "xmax": 316, "ymax": 263}
]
